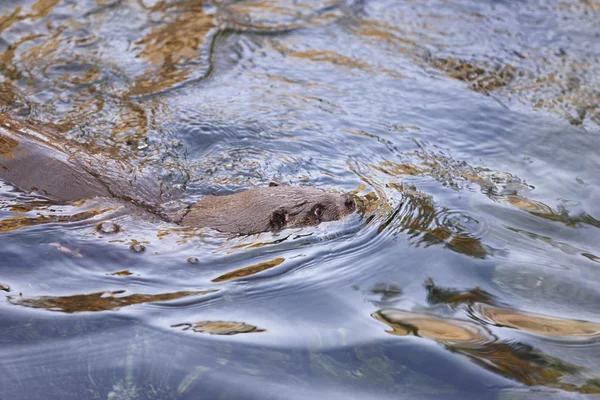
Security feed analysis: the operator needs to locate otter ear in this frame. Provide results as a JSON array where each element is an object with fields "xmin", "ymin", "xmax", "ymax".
[
  {"xmin": 269, "ymin": 209, "xmax": 288, "ymax": 231},
  {"xmin": 268, "ymin": 180, "xmax": 286, "ymax": 187}
]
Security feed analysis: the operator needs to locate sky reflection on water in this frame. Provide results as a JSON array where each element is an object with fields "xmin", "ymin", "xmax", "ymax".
[{"xmin": 1, "ymin": 0, "xmax": 600, "ymax": 398}]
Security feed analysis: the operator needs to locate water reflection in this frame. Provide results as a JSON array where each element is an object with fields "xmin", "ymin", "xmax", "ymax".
[
  {"xmin": 1, "ymin": 0, "xmax": 599, "ymax": 398},
  {"xmin": 493, "ymin": 263, "xmax": 600, "ymax": 317},
  {"xmin": 0, "ymin": 207, "xmax": 113, "ymax": 233},
  {"xmin": 425, "ymin": 279, "xmax": 600, "ymax": 340},
  {"xmin": 374, "ymin": 309, "xmax": 600, "ymax": 394},
  {"xmin": 380, "ymin": 189, "xmax": 488, "ymax": 258},
  {"xmin": 211, "ymin": 257, "xmax": 285, "ymax": 282},
  {"xmin": 128, "ymin": 1, "xmax": 216, "ymax": 96},
  {"xmin": 0, "ymin": 0, "xmax": 216, "ymax": 156},
  {"xmin": 219, "ymin": 0, "xmax": 353, "ymax": 32},
  {"xmin": 369, "ymin": 149, "xmax": 600, "ymax": 230},
  {"xmin": 424, "ymin": 278, "xmax": 498, "ymax": 307},
  {"xmin": 350, "ymin": 169, "xmax": 489, "ymax": 258},
  {"xmin": 367, "ymin": 279, "xmax": 600, "ymax": 392},
  {"xmin": 348, "ymin": 0, "xmax": 600, "ymax": 128},
  {"xmin": 429, "ymin": 57, "xmax": 517, "ymax": 93},
  {"xmin": 172, "ymin": 320, "xmax": 266, "ymax": 335},
  {"xmin": 374, "ymin": 309, "xmax": 490, "ymax": 345},
  {"xmin": 9, "ymin": 289, "xmax": 216, "ymax": 313},
  {"xmin": 286, "ymin": 49, "xmax": 406, "ymax": 79},
  {"xmin": 474, "ymin": 304, "xmax": 600, "ymax": 339},
  {"xmin": 109, "ymin": 270, "xmax": 133, "ymax": 277}
]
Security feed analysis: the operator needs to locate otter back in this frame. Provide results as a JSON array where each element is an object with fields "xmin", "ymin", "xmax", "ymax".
[
  {"xmin": 0, "ymin": 117, "xmax": 182, "ymax": 212},
  {"xmin": 0, "ymin": 116, "xmax": 355, "ymax": 235}
]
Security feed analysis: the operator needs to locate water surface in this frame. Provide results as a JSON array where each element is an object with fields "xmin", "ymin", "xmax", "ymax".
[{"xmin": 1, "ymin": 0, "xmax": 600, "ymax": 398}]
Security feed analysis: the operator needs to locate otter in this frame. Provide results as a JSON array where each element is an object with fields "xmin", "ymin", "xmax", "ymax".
[
  {"xmin": 183, "ymin": 183, "xmax": 355, "ymax": 235},
  {"xmin": 0, "ymin": 117, "xmax": 355, "ymax": 234}
]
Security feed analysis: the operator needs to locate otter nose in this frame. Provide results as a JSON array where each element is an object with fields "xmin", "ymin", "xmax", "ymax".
[{"xmin": 343, "ymin": 194, "xmax": 356, "ymax": 212}]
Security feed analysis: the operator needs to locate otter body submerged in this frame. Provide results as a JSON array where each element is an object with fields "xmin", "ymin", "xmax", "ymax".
[
  {"xmin": 0, "ymin": 117, "xmax": 181, "ymax": 213},
  {"xmin": 0, "ymin": 117, "xmax": 355, "ymax": 234}
]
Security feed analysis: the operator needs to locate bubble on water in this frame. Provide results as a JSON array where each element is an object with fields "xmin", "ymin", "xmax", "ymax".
[
  {"xmin": 134, "ymin": 138, "xmax": 149, "ymax": 150},
  {"xmin": 130, "ymin": 243, "xmax": 146, "ymax": 252},
  {"xmin": 96, "ymin": 222, "xmax": 121, "ymax": 234}
]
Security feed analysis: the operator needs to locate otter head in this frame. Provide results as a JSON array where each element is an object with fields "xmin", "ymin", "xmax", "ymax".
[
  {"xmin": 267, "ymin": 183, "xmax": 356, "ymax": 232},
  {"xmin": 180, "ymin": 182, "xmax": 357, "ymax": 234}
]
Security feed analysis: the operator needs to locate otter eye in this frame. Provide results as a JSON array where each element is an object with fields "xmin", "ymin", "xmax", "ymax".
[
  {"xmin": 270, "ymin": 210, "xmax": 287, "ymax": 231},
  {"xmin": 313, "ymin": 205, "xmax": 323, "ymax": 218},
  {"xmin": 345, "ymin": 197, "xmax": 354, "ymax": 210}
]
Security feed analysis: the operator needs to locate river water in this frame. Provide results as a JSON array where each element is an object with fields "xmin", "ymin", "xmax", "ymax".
[{"xmin": 1, "ymin": 0, "xmax": 600, "ymax": 399}]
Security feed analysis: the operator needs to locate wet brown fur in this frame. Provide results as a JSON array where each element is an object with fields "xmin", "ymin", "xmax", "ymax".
[
  {"xmin": 181, "ymin": 184, "xmax": 355, "ymax": 234},
  {"xmin": 0, "ymin": 117, "xmax": 355, "ymax": 234}
]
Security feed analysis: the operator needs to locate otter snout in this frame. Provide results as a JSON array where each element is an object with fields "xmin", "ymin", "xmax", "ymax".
[{"xmin": 343, "ymin": 194, "xmax": 356, "ymax": 213}]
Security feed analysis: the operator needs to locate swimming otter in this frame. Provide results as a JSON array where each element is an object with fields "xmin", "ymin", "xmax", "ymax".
[
  {"xmin": 182, "ymin": 183, "xmax": 355, "ymax": 234},
  {"xmin": 0, "ymin": 116, "xmax": 355, "ymax": 234}
]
